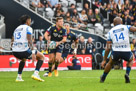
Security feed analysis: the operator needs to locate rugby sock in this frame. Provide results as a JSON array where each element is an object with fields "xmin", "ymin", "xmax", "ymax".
[
  {"xmin": 18, "ymin": 61, "xmax": 25, "ymax": 74},
  {"xmin": 126, "ymin": 67, "xmax": 131, "ymax": 75},
  {"xmin": 102, "ymin": 72, "xmax": 108, "ymax": 78},
  {"xmin": 48, "ymin": 62, "xmax": 53, "ymax": 72},
  {"xmin": 35, "ymin": 60, "xmax": 43, "ymax": 71},
  {"xmin": 55, "ymin": 61, "xmax": 59, "ymax": 70}
]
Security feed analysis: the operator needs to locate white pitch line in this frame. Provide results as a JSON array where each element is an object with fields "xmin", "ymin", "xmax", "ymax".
[{"xmin": 60, "ymin": 77, "xmax": 136, "ymax": 79}]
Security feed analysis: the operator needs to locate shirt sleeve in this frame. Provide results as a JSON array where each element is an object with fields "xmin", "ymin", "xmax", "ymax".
[
  {"xmin": 63, "ymin": 29, "xmax": 67, "ymax": 37},
  {"xmin": 127, "ymin": 25, "xmax": 131, "ymax": 31},
  {"xmin": 27, "ymin": 27, "xmax": 33, "ymax": 35},
  {"xmin": 46, "ymin": 26, "xmax": 52, "ymax": 34}
]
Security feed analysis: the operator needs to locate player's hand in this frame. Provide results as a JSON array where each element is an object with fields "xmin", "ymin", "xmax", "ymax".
[
  {"xmin": 32, "ymin": 54, "xmax": 36, "ymax": 62},
  {"xmin": 101, "ymin": 60, "xmax": 106, "ymax": 68},
  {"xmin": 56, "ymin": 42, "xmax": 60, "ymax": 47}
]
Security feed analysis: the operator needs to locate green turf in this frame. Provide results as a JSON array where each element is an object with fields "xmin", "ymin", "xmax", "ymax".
[{"xmin": 0, "ymin": 70, "xmax": 136, "ymax": 91}]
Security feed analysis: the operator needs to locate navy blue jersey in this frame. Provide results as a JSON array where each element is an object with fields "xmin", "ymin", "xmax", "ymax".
[
  {"xmin": 63, "ymin": 30, "xmax": 78, "ymax": 52},
  {"xmin": 46, "ymin": 25, "xmax": 67, "ymax": 41}
]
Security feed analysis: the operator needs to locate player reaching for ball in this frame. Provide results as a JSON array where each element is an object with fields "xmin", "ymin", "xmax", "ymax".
[{"xmin": 44, "ymin": 17, "xmax": 67, "ymax": 77}]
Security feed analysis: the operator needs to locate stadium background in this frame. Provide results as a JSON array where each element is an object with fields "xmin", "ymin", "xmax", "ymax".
[{"xmin": 0, "ymin": 0, "xmax": 136, "ymax": 71}]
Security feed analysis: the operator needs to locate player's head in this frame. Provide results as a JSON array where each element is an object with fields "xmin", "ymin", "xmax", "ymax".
[
  {"xmin": 56, "ymin": 17, "xmax": 64, "ymax": 28},
  {"xmin": 64, "ymin": 23, "xmax": 70, "ymax": 31},
  {"xmin": 113, "ymin": 17, "xmax": 122, "ymax": 26},
  {"xmin": 19, "ymin": 15, "xmax": 31, "ymax": 26}
]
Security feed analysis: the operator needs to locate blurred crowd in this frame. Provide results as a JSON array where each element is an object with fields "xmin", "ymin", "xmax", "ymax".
[{"xmin": 27, "ymin": 0, "xmax": 136, "ymax": 30}]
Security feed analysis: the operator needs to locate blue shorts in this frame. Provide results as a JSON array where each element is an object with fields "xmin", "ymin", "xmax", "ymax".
[
  {"xmin": 13, "ymin": 49, "xmax": 37, "ymax": 59},
  {"xmin": 62, "ymin": 50, "xmax": 69, "ymax": 60},
  {"xmin": 48, "ymin": 45, "xmax": 63, "ymax": 54},
  {"xmin": 111, "ymin": 51, "xmax": 133, "ymax": 62}
]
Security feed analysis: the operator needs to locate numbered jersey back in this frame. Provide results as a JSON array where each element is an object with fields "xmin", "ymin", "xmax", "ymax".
[
  {"xmin": 12, "ymin": 25, "xmax": 33, "ymax": 52},
  {"xmin": 107, "ymin": 24, "xmax": 131, "ymax": 52}
]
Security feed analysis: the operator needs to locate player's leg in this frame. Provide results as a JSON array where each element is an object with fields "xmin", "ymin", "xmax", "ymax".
[
  {"xmin": 48, "ymin": 53, "xmax": 55, "ymax": 77},
  {"xmin": 31, "ymin": 51, "xmax": 45, "ymax": 81},
  {"xmin": 53, "ymin": 52, "xmax": 63, "ymax": 77},
  {"xmin": 100, "ymin": 57, "xmax": 115, "ymax": 83},
  {"xmin": 16, "ymin": 58, "xmax": 26, "ymax": 82},
  {"xmin": 124, "ymin": 52, "xmax": 133, "ymax": 83},
  {"xmin": 43, "ymin": 52, "xmax": 66, "ymax": 77}
]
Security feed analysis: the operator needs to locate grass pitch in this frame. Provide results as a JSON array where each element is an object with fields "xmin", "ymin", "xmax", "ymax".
[{"xmin": 0, "ymin": 70, "xmax": 136, "ymax": 91}]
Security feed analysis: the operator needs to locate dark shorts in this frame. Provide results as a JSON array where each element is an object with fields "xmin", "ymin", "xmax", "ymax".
[
  {"xmin": 13, "ymin": 49, "xmax": 37, "ymax": 59},
  {"xmin": 62, "ymin": 50, "xmax": 69, "ymax": 60},
  {"xmin": 111, "ymin": 51, "xmax": 133, "ymax": 62},
  {"xmin": 48, "ymin": 45, "xmax": 63, "ymax": 54}
]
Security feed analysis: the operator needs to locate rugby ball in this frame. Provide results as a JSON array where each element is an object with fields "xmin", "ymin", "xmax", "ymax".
[{"xmin": 49, "ymin": 41, "xmax": 56, "ymax": 49}]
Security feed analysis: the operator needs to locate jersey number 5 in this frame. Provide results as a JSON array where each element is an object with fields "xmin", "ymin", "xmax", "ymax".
[{"xmin": 114, "ymin": 32, "xmax": 125, "ymax": 41}]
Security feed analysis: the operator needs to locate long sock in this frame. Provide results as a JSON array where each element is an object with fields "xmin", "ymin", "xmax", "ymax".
[
  {"xmin": 35, "ymin": 60, "xmax": 43, "ymax": 71},
  {"xmin": 126, "ymin": 67, "xmax": 131, "ymax": 75},
  {"xmin": 18, "ymin": 61, "xmax": 25, "ymax": 75},
  {"xmin": 48, "ymin": 62, "xmax": 53, "ymax": 72},
  {"xmin": 55, "ymin": 61, "xmax": 59, "ymax": 70},
  {"xmin": 102, "ymin": 72, "xmax": 108, "ymax": 78}
]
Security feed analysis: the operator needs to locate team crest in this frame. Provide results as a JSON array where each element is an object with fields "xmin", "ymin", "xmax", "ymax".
[
  {"xmin": 60, "ymin": 30, "xmax": 62, "ymax": 33},
  {"xmin": 68, "ymin": 35, "xmax": 71, "ymax": 38},
  {"xmin": 54, "ymin": 29, "xmax": 57, "ymax": 32}
]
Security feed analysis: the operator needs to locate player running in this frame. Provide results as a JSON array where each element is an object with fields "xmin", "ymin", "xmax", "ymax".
[
  {"xmin": 100, "ymin": 17, "xmax": 136, "ymax": 83},
  {"xmin": 43, "ymin": 23, "xmax": 78, "ymax": 77},
  {"xmin": 44, "ymin": 17, "xmax": 67, "ymax": 77},
  {"xmin": 11, "ymin": 15, "xmax": 45, "ymax": 82}
]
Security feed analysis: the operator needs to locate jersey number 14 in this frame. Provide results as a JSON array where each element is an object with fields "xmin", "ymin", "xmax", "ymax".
[{"xmin": 114, "ymin": 32, "xmax": 125, "ymax": 41}]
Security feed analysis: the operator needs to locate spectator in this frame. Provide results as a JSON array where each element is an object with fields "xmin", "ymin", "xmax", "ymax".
[
  {"xmin": 64, "ymin": 12, "xmax": 71, "ymax": 20},
  {"xmin": 114, "ymin": 0, "xmax": 124, "ymax": 5},
  {"xmin": 131, "ymin": 39, "xmax": 136, "ymax": 60},
  {"xmin": 133, "ymin": 20, "xmax": 136, "ymax": 27},
  {"xmin": 117, "ymin": 0, "xmax": 122, "ymax": 10},
  {"xmin": 88, "ymin": 9, "xmax": 96, "ymax": 25},
  {"xmin": 79, "ymin": 10, "xmax": 88, "ymax": 25},
  {"xmin": 77, "ymin": 36, "xmax": 85, "ymax": 54},
  {"xmin": 68, "ymin": 4, "xmax": 76, "ymax": 16},
  {"xmin": 85, "ymin": 37, "xmax": 95, "ymax": 54},
  {"xmin": 122, "ymin": 10, "xmax": 132, "ymax": 25},
  {"xmin": 112, "ymin": 3, "xmax": 118, "ymax": 11},
  {"xmin": 84, "ymin": 3, "xmax": 89, "ymax": 14},
  {"xmin": 94, "ymin": 8, "xmax": 103, "ymax": 24},
  {"xmin": 32, "ymin": 0, "xmax": 44, "ymax": 8},
  {"xmin": 67, "ymin": 56, "xmax": 81, "ymax": 70},
  {"xmin": 36, "ymin": 35, "xmax": 45, "ymax": 52},
  {"xmin": 47, "ymin": 0, "xmax": 58, "ymax": 9},
  {"xmin": 112, "ymin": 9, "xmax": 118, "ymax": 18},
  {"xmin": 72, "ymin": 9, "xmax": 80, "ymax": 23},
  {"xmin": 54, "ymin": 3, "xmax": 65, "ymax": 17},
  {"xmin": 105, "ymin": 3, "xmax": 112, "ymax": 13},
  {"xmin": 124, "ymin": 0, "xmax": 130, "ymax": 9}
]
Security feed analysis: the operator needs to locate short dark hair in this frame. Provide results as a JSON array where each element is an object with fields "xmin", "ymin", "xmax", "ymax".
[
  {"xmin": 56, "ymin": 17, "xmax": 63, "ymax": 22},
  {"xmin": 19, "ymin": 15, "xmax": 31, "ymax": 24}
]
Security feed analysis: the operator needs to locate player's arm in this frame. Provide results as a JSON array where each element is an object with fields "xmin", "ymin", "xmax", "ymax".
[
  {"xmin": 129, "ymin": 26, "xmax": 136, "ymax": 32},
  {"xmin": 44, "ymin": 31, "xmax": 50, "ymax": 42},
  {"xmin": 11, "ymin": 36, "xmax": 14, "ymax": 49},
  {"xmin": 56, "ymin": 37, "xmax": 67, "ymax": 47},
  {"xmin": 101, "ymin": 41, "xmax": 112, "ymax": 68}
]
